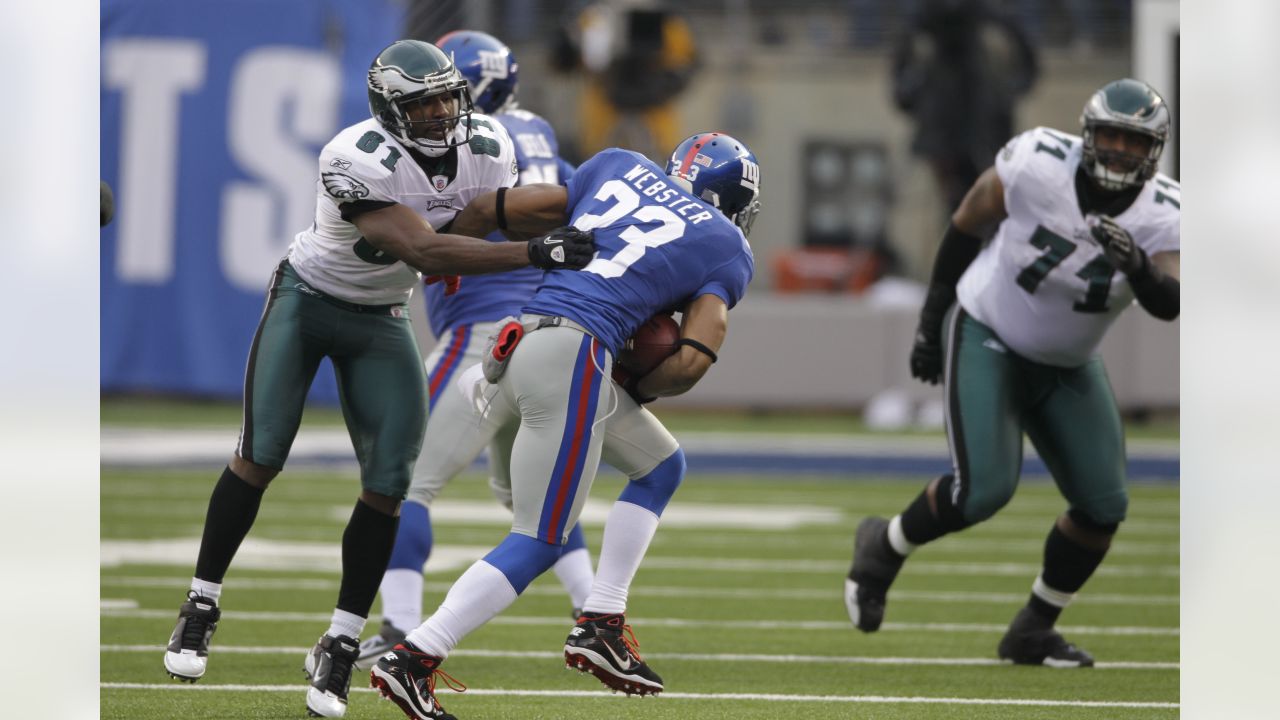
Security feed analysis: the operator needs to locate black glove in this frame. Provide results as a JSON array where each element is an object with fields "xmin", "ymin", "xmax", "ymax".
[
  {"xmin": 527, "ymin": 226, "xmax": 595, "ymax": 270},
  {"xmin": 909, "ymin": 285, "xmax": 952, "ymax": 385},
  {"xmin": 1090, "ymin": 215, "xmax": 1146, "ymax": 276}
]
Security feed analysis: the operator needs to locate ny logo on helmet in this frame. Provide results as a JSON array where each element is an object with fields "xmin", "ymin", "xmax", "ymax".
[{"xmin": 740, "ymin": 158, "xmax": 760, "ymax": 190}]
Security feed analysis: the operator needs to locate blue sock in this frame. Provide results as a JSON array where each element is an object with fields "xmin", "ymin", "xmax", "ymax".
[
  {"xmin": 618, "ymin": 448, "xmax": 686, "ymax": 516},
  {"xmin": 483, "ymin": 533, "xmax": 561, "ymax": 593},
  {"xmin": 560, "ymin": 523, "xmax": 587, "ymax": 556},
  {"xmin": 387, "ymin": 501, "xmax": 432, "ymax": 571}
]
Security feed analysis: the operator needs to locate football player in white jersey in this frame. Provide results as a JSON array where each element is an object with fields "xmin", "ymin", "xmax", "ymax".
[
  {"xmin": 160, "ymin": 39, "xmax": 594, "ymax": 718},
  {"xmin": 845, "ymin": 79, "xmax": 1179, "ymax": 667}
]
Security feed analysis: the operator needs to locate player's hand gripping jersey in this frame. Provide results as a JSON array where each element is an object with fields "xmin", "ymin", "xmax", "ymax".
[
  {"xmin": 287, "ymin": 115, "xmax": 518, "ymax": 306},
  {"xmin": 422, "ymin": 108, "xmax": 576, "ymax": 338},
  {"xmin": 956, "ymin": 127, "xmax": 1180, "ymax": 367},
  {"xmin": 524, "ymin": 149, "xmax": 756, "ymax": 354}
]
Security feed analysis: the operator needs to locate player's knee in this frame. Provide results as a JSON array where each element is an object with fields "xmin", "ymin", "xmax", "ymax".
[
  {"xmin": 484, "ymin": 532, "xmax": 562, "ymax": 594},
  {"xmin": 956, "ymin": 476, "xmax": 1016, "ymax": 525},
  {"xmin": 618, "ymin": 448, "xmax": 686, "ymax": 516},
  {"xmin": 488, "ymin": 475, "xmax": 514, "ymax": 511},
  {"xmin": 230, "ymin": 455, "xmax": 279, "ymax": 489},
  {"xmin": 1067, "ymin": 505, "xmax": 1124, "ymax": 536}
]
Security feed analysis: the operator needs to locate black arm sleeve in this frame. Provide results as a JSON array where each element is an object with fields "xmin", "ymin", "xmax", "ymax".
[
  {"xmin": 919, "ymin": 223, "xmax": 984, "ymax": 333},
  {"xmin": 1128, "ymin": 252, "xmax": 1180, "ymax": 321}
]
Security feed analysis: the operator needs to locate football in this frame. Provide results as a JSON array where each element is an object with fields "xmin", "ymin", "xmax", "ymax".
[{"xmin": 619, "ymin": 314, "xmax": 680, "ymax": 375}]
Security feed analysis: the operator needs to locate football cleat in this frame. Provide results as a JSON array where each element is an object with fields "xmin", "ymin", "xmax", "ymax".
[
  {"xmin": 564, "ymin": 613, "xmax": 663, "ymax": 696},
  {"xmin": 163, "ymin": 591, "xmax": 221, "ymax": 682},
  {"xmin": 303, "ymin": 634, "xmax": 361, "ymax": 717},
  {"xmin": 845, "ymin": 516, "xmax": 906, "ymax": 633},
  {"xmin": 997, "ymin": 606, "xmax": 1096, "ymax": 668},
  {"xmin": 355, "ymin": 619, "xmax": 407, "ymax": 671},
  {"xmin": 370, "ymin": 643, "xmax": 464, "ymax": 720}
]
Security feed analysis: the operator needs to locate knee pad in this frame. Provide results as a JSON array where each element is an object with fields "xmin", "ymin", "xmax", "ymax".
[
  {"xmin": 387, "ymin": 501, "xmax": 433, "ymax": 571},
  {"xmin": 561, "ymin": 523, "xmax": 587, "ymax": 555},
  {"xmin": 618, "ymin": 448, "xmax": 685, "ymax": 516},
  {"xmin": 950, "ymin": 473, "xmax": 1015, "ymax": 525}
]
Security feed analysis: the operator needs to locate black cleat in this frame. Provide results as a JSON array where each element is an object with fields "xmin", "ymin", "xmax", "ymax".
[
  {"xmin": 163, "ymin": 591, "xmax": 221, "ymax": 681},
  {"xmin": 564, "ymin": 613, "xmax": 663, "ymax": 696},
  {"xmin": 303, "ymin": 634, "xmax": 360, "ymax": 717},
  {"xmin": 370, "ymin": 643, "xmax": 463, "ymax": 720},
  {"xmin": 997, "ymin": 607, "xmax": 1096, "ymax": 668},
  {"xmin": 844, "ymin": 516, "xmax": 905, "ymax": 633}
]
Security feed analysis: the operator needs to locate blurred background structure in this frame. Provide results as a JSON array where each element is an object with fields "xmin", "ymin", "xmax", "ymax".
[{"xmin": 100, "ymin": 0, "xmax": 1179, "ymax": 421}]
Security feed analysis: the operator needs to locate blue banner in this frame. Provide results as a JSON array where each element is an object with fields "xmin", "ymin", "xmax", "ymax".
[{"xmin": 101, "ymin": 0, "xmax": 402, "ymax": 403}]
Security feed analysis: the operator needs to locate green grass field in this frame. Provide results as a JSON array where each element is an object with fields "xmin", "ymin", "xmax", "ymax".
[{"xmin": 101, "ymin": 402, "xmax": 1178, "ymax": 719}]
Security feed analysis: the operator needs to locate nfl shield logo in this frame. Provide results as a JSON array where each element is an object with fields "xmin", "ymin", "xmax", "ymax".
[{"xmin": 432, "ymin": 175, "xmax": 448, "ymax": 191}]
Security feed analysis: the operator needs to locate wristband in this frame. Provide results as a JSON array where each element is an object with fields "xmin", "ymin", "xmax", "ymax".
[
  {"xmin": 676, "ymin": 338, "xmax": 718, "ymax": 363},
  {"xmin": 495, "ymin": 187, "xmax": 508, "ymax": 231}
]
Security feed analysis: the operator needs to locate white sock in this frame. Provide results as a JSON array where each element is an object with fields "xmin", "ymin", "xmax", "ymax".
[
  {"xmin": 582, "ymin": 501, "xmax": 659, "ymax": 615},
  {"xmin": 326, "ymin": 608, "xmax": 366, "ymax": 640},
  {"xmin": 379, "ymin": 569, "xmax": 424, "ymax": 633},
  {"xmin": 190, "ymin": 577, "xmax": 222, "ymax": 604},
  {"xmin": 553, "ymin": 547, "xmax": 595, "ymax": 610},
  {"xmin": 887, "ymin": 514, "xmax": 917, "ymax": 557},
  {"xmin": 406, "ymin": 560, "xmax": 518, "ymax": 659}
]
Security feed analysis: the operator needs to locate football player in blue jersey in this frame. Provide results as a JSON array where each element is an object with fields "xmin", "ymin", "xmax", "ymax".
[
  {"xmin": 370, "ymin": 132, "xmax": 760, "ymax": 718},
  {"xmin": 354, "ymin": 29, "xmax": 599, "ymax": 670}
]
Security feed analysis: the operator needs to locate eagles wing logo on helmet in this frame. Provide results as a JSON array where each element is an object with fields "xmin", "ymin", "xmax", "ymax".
[{"xmin": 321, "ymin": 172, "xmax": 370, "ymax": 200}]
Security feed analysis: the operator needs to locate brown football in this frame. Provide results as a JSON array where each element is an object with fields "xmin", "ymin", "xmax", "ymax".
[{"xmin": 619, "ymin": 314, "xmax": 680, "ymax": 375}]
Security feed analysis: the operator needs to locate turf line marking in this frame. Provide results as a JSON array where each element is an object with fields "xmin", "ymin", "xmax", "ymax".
[
  {"xmin": 101, "ymin": 609, "xmax": 1178, "ymax": 636},
  {"xmin": 98, "ymin": 683, "xmax": 1178, "ymax": 708},
  {"xmin": 99, "ymin": 576, "xmax": 1179, "ymax": 605},
  {"xmin": 100, "ymin": 644, "xmax": 1177, "ymax": 670}
]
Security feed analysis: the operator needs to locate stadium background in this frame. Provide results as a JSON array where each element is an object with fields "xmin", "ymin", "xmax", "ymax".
[
  {"xmin": 97, "ymin": 1, "xmax": 1186, "ymax": 719},
  {"xmin": 100, "ymin": 0, "xmax": 1179, "ymax": 417}
]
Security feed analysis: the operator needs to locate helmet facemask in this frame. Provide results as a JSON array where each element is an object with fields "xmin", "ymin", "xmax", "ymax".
[{"xmin": 1081, "ymin": 122, "xmax": 1164, "ymax": 191}]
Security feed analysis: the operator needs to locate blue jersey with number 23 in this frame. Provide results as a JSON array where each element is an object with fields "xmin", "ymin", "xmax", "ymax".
[{"xmin": 524, "ymin": 148, "xmax": 755, "ymax": 355}]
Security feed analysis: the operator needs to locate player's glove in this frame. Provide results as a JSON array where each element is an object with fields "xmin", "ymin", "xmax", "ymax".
[
  {"xmin": 908, "ymin": 285, "xmax": 952, "ymax": 385},
  {"xmin": 1090, "ymin": 215, "xmax": 1147, "ymax": 276},
  {"xmin": 611, "ymin": 364, "xmax": 656, "ymax": 405},
  {"xmin": 528, "ymin": 226, "xmax": 595, "ymax": 270},
  {"xmin": 424, "ymin": 274, "xmax": 461, "ymax": 296}
]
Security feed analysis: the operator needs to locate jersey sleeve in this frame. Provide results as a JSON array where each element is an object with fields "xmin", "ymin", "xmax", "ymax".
[
  {"xmin": 1140, "ymin": 176, "xmax": 1180, "ymax": 256},
  {"xmin": 318, "ymin": 133, "xmax": 399, "ymax": 208},
  {"xmin": 994, "ymin": 128, "xmax": 1038, "ymax": 219},
  {"xmin": 694, "ymin": 234, "xmax": 756, "ymax": 310}
]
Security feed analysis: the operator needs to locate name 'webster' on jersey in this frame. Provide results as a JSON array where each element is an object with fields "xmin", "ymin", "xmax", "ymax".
[
  {"xmin": 421, "ymin": 108, "xmax": 576, "ymax": 338},
  {"xmin": 957, "ymin": 126, "xmax": 1180, "ymax": 367},
  {"xmin": 525, "ymin": 148, "xmax": 755, "ymax": 355},
  {"xmin": 288, "ymin": 114, "xmax": 518, "ymax": 306}
]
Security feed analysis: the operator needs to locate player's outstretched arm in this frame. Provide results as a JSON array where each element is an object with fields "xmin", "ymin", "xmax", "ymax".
[
  {"xmin": 452, "ymin": 183, "xmax": 571, "ymax": 239},
  {"xmin": 635, "ymin": 294, "xmax": 727, "ymax": 399},
  {"xmin": 354, "ymin": 202, "xmax": 533, "ymax": 275}
]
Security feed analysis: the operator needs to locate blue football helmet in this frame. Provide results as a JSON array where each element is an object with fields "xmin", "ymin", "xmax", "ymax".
[
  {"xmin": 664, "ymin": 132, "xmax": 762, "ymax": 237},
  {"xmin": 436, "ymin": 30, "xmax": 519, "ymax": 115}
]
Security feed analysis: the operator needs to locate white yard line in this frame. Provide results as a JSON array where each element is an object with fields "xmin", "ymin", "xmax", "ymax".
[
  {"xmin": 99, "ymin": 682, "xmax": 1178, "ymax": 709},
  {"xmin": 101, "ymin": 608, "xmax": 1178, "ymax": 636},
  {"xmin": 100, "ymin": 644, "xmax": 1178, "ymax": 670}
]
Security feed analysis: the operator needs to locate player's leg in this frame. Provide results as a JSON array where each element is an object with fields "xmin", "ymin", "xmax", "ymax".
[
  {"xmin": 360, "ymin": 324, "xmax": 494, "ymax": 666},
  {"xmin": 999, "ymin": 356, "xmax": 1127, "ymax": 667},
  {"xmin": 847, "ymin": 309, "xmax": 1026, "ymax": 631},
  {"xmin": 165, "ymin": 263, "xmax": 324, "ymax": 682},
  {"xmin": 564, "ymin": 391, "xmax": 681, "ymax": 695},
  {"xmin": 373, "ymin": 328, "xmax": 610, "ymax": 716},
  {"xmin": 488, "ymin": 415, "xmax": 596, "ymax": 615},
  {"xmin": 303, "ymin": 306, "xmax": 426, "ymax": 717}
]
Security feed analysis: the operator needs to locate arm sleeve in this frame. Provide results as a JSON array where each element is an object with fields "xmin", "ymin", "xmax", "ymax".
[{"xmin": 695, "ymin": 239, "xmax": 755, "ymax": 310}]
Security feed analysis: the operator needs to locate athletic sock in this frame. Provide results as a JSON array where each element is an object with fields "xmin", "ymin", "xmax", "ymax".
[
  {"xmin": 194, "ymin": 466, "xmax": 266, "ymax": 583},
  {"xmin": 326, "ymin": 608, "xmax": 366, "ymax": 640},
  {"xmin": 1027, "ymin": 523, "xmax": 1109, "ymax": 624},
  {"xmin": 582, "ymin": 501, "xmax": 659, "ymax": 615},
  {"xmin": 886, "ymin": 514, "xmax": 916, "ymax": 558},
  {"xmin": 554, "ymin": 547, "xmax": 595, "ymax": 611},
  {"xmin": 380, "ymin": 500, "xmax": 432, "ymax": 631},
  {"xmin": 899, "ymin": 474, "xmax": 965, "ymax": 546},
  {"xmin": 336, "ymin": 500, "xmax": 399, "ymax": 618},
  {"xmin": 189, "ymin": 577, "xmax": 222, "ymax": 604},
  {"xmin": 406, "ymin": 560, "xmax": 518, "ymax": 659},
  {"xmin": 379, "ymin": 570, "xmax": 425, "ymax": 633}
]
